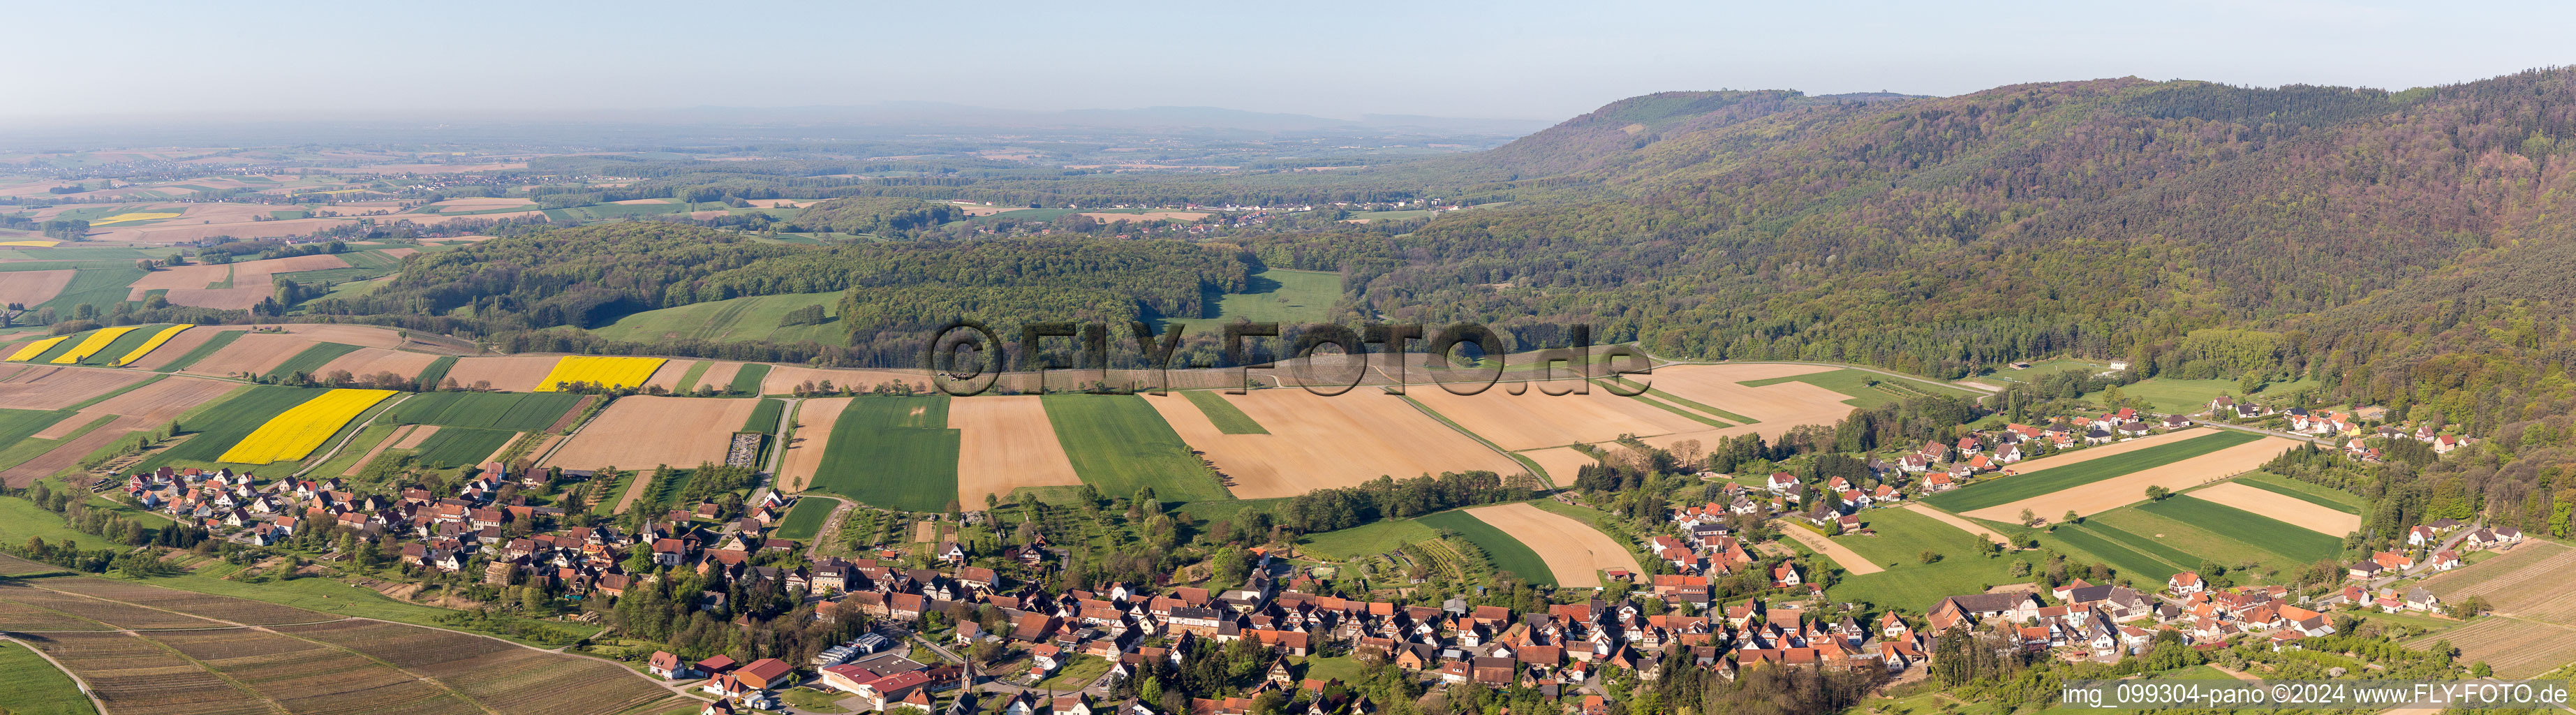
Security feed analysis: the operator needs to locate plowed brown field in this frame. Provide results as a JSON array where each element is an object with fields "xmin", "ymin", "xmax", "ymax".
[
  {"xmin": 540, "ymin": 396, "xmax": 760, "ymax": 471},
  {"xmin": 952, "ymin": 395, "xmax": 1083, "ymax": 504},
  {"xmin": 1145, "ymin": 389, "xmax": 1519, "ymax": 499}
]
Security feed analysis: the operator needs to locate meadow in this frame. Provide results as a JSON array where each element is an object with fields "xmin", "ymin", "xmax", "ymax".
[
  {"xmin": 773, "ymin": 498, "xmax": 837, "ymax": 540},
  {"xmin": 807, "ymin": 396, "xmax": 961, "ymax": 513},
  {"xmin": 0, "ymin": 639, "xmax": 98, "ymax": 715},
  {"xmin": 591, "ymin": 291, "xmax": 850, "ymax": 346},
  {"xmin": 411, "ymin": 427, "xmax": 517, "ymax": 468},
  {"xmin": 1182, "ymin": 390, "xmax": 1267, "ymax": 434},
  {"xmin": 1043, "ymin": 394, "xmax": 1230, "ymax": 503},
  {"xmin": 2082, "ymin": 376, "xmax": 2321, "ymax": 413},
  {"xmin": 2231, "ymin": 471, "xmax": 2364, "ymax": 513},
  {"xmin": 383, "ymin": 391, "xmax": 583, "ymax": 432},
  {"xmin": 1296, "ymin": 517, "xmax": 1439, "ymax": 560},
  {"xmin": 2131, "ymin": 495, "xmax": 2346, "ymax": 564},
  {"xmin": 730, "ymin": 363, "xmax": 772, "ymax": 394},
  {"xmin": 1923, "ymin": 430, "xmax": 2263, "ymax": 512},
  {"xmin": 1417, "ymin": 509, "xmax": 1553, "ymax": 587},
  {"xmin": 1828, "ymin": 508, "xmax": 2047, "ymax": 607},
  {"xmin": 1160, "ymin": 267, "xmax": 1342, "ymax": 334},
  {"xmin": 260, "ymin": 341, "xmax": 364, "ymax": 381}
]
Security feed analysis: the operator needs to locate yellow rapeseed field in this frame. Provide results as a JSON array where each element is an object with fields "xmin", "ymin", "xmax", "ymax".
[
  {"xmin": 216, "ymin": 388, "xmax": 398, "ymax": 464},
  {"xmin": 0, "ymin": 239, "xmax": 60, "ymax": 247},
  {"xmin": 114, "ymin": 324, "xmax": 194, "ymax": 365},
  {"xmin": 87, "ymin": 212, "xmax": 184, "ymax": 226},
  {"xmin": 49, "ymin": 326, "xmax": 141, "ymax": 364},
  {"xmin": 532, "ymin": 356, "xmax": 667, "ymax": 392},
  {"xmin": 6, "ymin": 335, "xmax": 71, "ymax": 362}
]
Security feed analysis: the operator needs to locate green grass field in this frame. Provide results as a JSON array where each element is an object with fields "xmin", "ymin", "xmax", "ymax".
[
  {"xmin": 1826, "ymin": 508, "xmax": 2046, "ymax": 607},
  {"xmin": 74, "ymin": 324, "xmax": 172, "ymax": 366},
  {"xmin": 2043, "ymin": 523, "xmax": 2182, "ymax": 583},
  {"xmin": 132, "ymin": 385, "xmax": 332, "ymax": 471},
  {"xmin": 1042, "ymin": 394, "xmax": 1229, "ymax": 503},
  {"xmin": 60, "ymin": 374, "xmax": 165, "ymax": 413},
  {"xmin": 152, "ymin": 329, "xmax": 241, "ymax": 372},
  {"xmin": 2230, "ymin": 471, "xmax": 2364, "ymax": 514},
  {"xmin": 1921, "ymin": 430, "xmax": 2264, "ymax": 512},
  {"xmin": 36, "ymin": 267, "xmax": 146, "ymax": 314},
  {"xmin": 542, "ymin": 202, "xmax": 697, "ymax": 222},
  {"xmin": 1297, "ymin": 518, "xmax": 1438, "ymax": 560},
  {"xmin": 1181, "ymin": 390, "xmax": 1267, "ymax": 434},
  {"xmin": 2069, "ymin": 519, "xmax": 2200, "ymax": 570},
  {"xmin": 743, "ymin": 398, "xmax": 785, "ymax": 433},
  {"xmin": 1417, "ymin": 509, "xmax": 1553, "ymax": 587},
  {"xmin": 591, "ymin": 292, "xmax": 850, "ymax": 346},
  {"xmin": 2083, "ymin": 377, "xmax": 2321, "ymax": 414},
  {"xmin": 1984, "ymin": 358, "xmax": 2107, "ymax": 383},
  {"xmin": 308, "ymin": 423, "xmax": 396, "ymax": 478},
  {"xmin": 382, "ymin": 391, "xmax": 583, "ymax": 432},
  {"xmin": 411, "ymin": 427, "xmax": 517, "ymax": 468},
  {"xmin": 1162, "ymin": 267, "xmax": 1342, "ymax": 334},
  {"xmin": 259, "ymin": 341, "xmax": 362, "ymax": 381},
  {"xmin": 2133, "ymin": 494, "xmax": 2344, "ymax": 563},
  {"xmin": 0, "ymin": 415, "xmax": 113, "ymax": 472},
  {"xmin": 806, "ymin": 397, "xmax": 960, "ymax": 513},
  {"xmin": 672, "ymin": 361, "xmax": 712, "ymax": 392},
  {"xmin": 0, "ymin": 639, "xmax": 97, "ymax": 715},
  {"xmin": 0, "ymin": 408, "xmax": 75, "ymax": 448},
  {"xmin": 0, "ymin": 495, "xmax": 130, "ymax": 554},
  {"xmin": 413, "ymin": 355, "xmax": 457, "ymax": 386},
  {"xmin": 730, "ymin": 364, "xmax": 771, "ymax": 395},
  {"xmin": 773, "ymin": 498, "xmax": 836, "ymax": 540},
  {"xmin": 1738, "ymin": 367, "xmax": 1982, "ymax": 409}
]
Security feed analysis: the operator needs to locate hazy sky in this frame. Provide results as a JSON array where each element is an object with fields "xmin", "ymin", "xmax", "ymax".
[{"xmin": 6, "ymin": 0, "xmax": 2570, "ymax": 122}]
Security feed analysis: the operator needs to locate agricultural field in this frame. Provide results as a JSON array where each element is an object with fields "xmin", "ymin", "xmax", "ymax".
[
  {"xmin": 591, "ymin": 291, "xmax": 850, "ymax": 345},
  {"xmin": 411, "ymin": 427, "xmax": 519, "ymax": 468},
  {"xmin": 1736, "ymin": 367, "xmax": 1983, "ymax": 408},
  {"xmin": 531, "ymin": 356, "xmax": 665, "ymax": 392},
  {"xmin": 1046, "ymin": 394, "xmax": 1231, "ymax": 503},
  {"xmin": 276, "ymin": 619, "xmax": 679, "ymax": 715},
  {"xmin": 2129, "ymin": 494, "xmax": 2344, "ymax": 563},
  {"xmin": 139, "ymin": 329, "xmax": 240, "ymax": 372},
  {"xmin": 1296, "ymin": 517, "xmax": 1440, "ymax": 561},
  {"xmin": 215, "ymin": 388, "xmax": 397, "ymax": 464},
  {"xmin": 47, "ymin": 325, "xmax": 142, "ymax": 364},
  {"xmin": 259, "ymin": 341, "xmax": 364, "ymax": 381},
  {"xmin": 2082, "ymin": 376, "xmax": 2321, "ymax": 414},
  {"xmin": 2406, "ymin": 617, "xmax": 2576, "ymax": 678},
  {"xmin": 1181, "ymin": 390, "xmax": 1267, "ymax": 434},
  {"xmin": 381, "ymin": 391, "xmax": 584, "ymax": 432},
  {"xmin": 2230, "ymin": 471, "xmax": 2364, "ymax": 513},
  {"xmin": 773, "ymin": 497, "xmax": 837, "ymax": 540},
  {"xmin": 777, "ymin": 397, "xmax": 847, "ymax": 492},
  {"xmin": 950, "ymin": 395, "xmax": 1083, "ymax": 506},
  {"xmin": 1828, "ymin": 508, "xmax": 2047, "ymax": 608},
  {"xmin": 1618, "ymin": 364, "xmax": 1876, "ymax": 448},
  {"xmin": 1407, "ymin": 377, "xmax": 1716, "ymax": 451},
  {"xmin": 804, "ymin": 396, "xmax": 961, "ymax": 512},
  {"xmin": 110, "ymin": 323, "xmax": 193, "ymax": 365},
  {"xmin": 1518, "ymin": 446, "xmax": 1601, "ymax": 485},
  {"xmin": 5, "ymin": 334, "xmax": 72, "ymax": 361},
  {"xmin": 743, "ymin": 397, "xmax": 785, "ymax": 432},
  {"xmin": 0, "ymin": 639, "xmax": 95, "ymax": 715},
  {"xmin": 1935, "ymin": 430, "xmax": 2292, "ymax": 519},
  {"xmin": 1141, "ymin": 389, "xmax": 1511, "ymax": 500},
  {"xmin": 1416, "ymin": 509, "xmax": 1553, "ymax": 586},
  {"xmin": 1458, "ymin": 503, "xmax": 1640, "ymax": 588},
  {"xmin": 540, "ymin": 396, "xmax": 760, "ymax": 471},
  {"xmin": 2422, "ymin": 541, "xmax": 2576, "ymax": 626},
  {"xmin": 1160, "ymin": 267, "xmax": 1342, "ymax": 334},
  {"xmin": 0, "ymin": 365, "xmax": 146, "ymax": 410},
  {"xmin": 2040, "ymin": 522, "xmax": 2184, "ymax": 583},
  {"xmin": 439, "ymin": 355, "xmax": 561, "ymax": 391},
  {"xmin": 134, "ymin": 385, "xmax": 337, "ymax": 471},
  {"xmin": 2184, "ymin": 482, "xmax": 2360, "ymax": 536}
]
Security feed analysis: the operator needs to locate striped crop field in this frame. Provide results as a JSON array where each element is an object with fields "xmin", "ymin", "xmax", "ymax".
[
  {"xmin": 532, "ymin": 356, "xmax": 666, "ymax": 392},
  {"xmin": 113, "ymin": 324, "xmax": 195, "ymax": 365},
  {"xmin": 47, "ymin": 327, "xmax": 142, "ymax": 364},
  {"xmin": 6, "ymin": 335, "xmax": 70, "ymax": 362},
  {"xmin": 216, "ymin": 388, "xmax": 399, "ymax": 464}
]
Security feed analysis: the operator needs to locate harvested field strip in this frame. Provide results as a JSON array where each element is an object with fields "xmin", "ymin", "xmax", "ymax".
[
  {"xmin": 1181, "ymin": 390, "xmax": 1266, "ymax": 434},
  {"xmin": 538, "ymin": 396, "xmax": 759, "ymax": 472},
  {"xmin": 1462, "ymin": 502, "xmax": 1641, "ymax": 588},
  {"xmin": 1416, "ymin": 509, "xmax": 1553, "ymax": 586},
  {"xmin": 413, "ymin": 355, "xmax": 456, "ymax": 387},
  {"xmin": 2045, "ymin": 525, "xmax": 2181, "ymax": 582},
  {"xmin": 27, "ymin": 630, "xmax": 273, "ymax": 715},
  {"xmin": 0, "ymin": 367, "xmax": 147, "ymax": 411},
  {"xmin": 2406, "ymin": 617, "xmax": 2576, "ymax": 679},
  {"xmin": 2133, "ymin": 494, "xmax": 2341, "ymax": 563},
  {"xmin": 216, "ymin": 388, "xmax": 397, "ymax": 464},
  {"xmin": 276, "ymin": 619, "xmax": 669, "ymax": 715},
  {"xmin": 383, "ymin": 392, "xmax": 583, "ymax": 432},
  {"xmin": 743, "ymin": 398, "xmax": 784, "ymax": 433},
  {"xmin": 6, "ymin": 335, "xmax": 69, "ymax": 361},
  {"xmin": 412, "ymin": 427, "xmax": 516, "ymax": 468},
  {"xmin": 807, "ymin": 396, "xmax": 959, "ymax": 512},
  {"xmin": 2187, "ymin": 482, "xmax": 2362, "ymax": 536},
  {"xmin": 777, "ymin": 397, "xmax": 847, "ymax": 492},
  {"xmin": 151, "ymin": 330, "xmax": 242, "ymax": 372},
  {"xmin": 1600, "ymin": 376, "xmax": 1757, "ymax": 424},
  {"xmin": 951, "ymin": 395, "xmax": 1084, "ymax": 507},
  {"xmin": 729, "ymin": 363, "xmax": 771, "ymax": 394},
  {"xmin": 51, "ymin": 326, "xmax": 140, "ymax": 364},
  {"xmin": 1617, "ymin": 390, "xmax": 1730, "ymax": 427},
  {"xmin": 1927, "ymin": 430, "xmax": 2262, "ymax": 512},
  {"xmin": 60, "ymin": 373, "xmax": 168, "ymax": 413},
  {"xmin": 531, "ymin": 356, "xmax": 665, "ymax": 392},
  {"xmin": 260, "ymin": 342, "xmax": 363, "ymax": 381},
  {"xmin": 112, "ymin": 323, "xmax": 193, "ymax": 365},
  {"xmin": 1044, "ymin": 394, "xmax": 1228, "ymax": 503}
]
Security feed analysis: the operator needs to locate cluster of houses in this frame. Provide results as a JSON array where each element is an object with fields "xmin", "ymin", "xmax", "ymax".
[
  {"xmin": 2344, "ymin": 519, "xmax": 2524, "ymax": 581},
  {"xmin": 2207, "ymin": 397, "xmax": 2466, "ymax": 461},
  {"xmin": 1923, "ymin": 574, "xmax": 2338, "ymax": 659}
]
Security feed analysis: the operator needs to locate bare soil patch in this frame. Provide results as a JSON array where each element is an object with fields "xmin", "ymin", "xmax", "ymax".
[
  {"xmin": 951, "ymin": 395, "xmax": 1083, "ymax": 504},
  {"xmin": 96, "ymin": 216, "xmax": 346, "ymax": 244},
  {"xmin": 1409, "ymin": 378, "xmax": 1712, "ymax": 451},
  {"xmin": 1963, "ymin": 436, "xmax": 2301, "ymax": 522},
  {"xmin": 0, "ymin": 366, "xmax": 146, "ymax": 411},
  {"xmin": 128, "ymin": 253, "xmax": 352, "ymax": 309},
  {"xmin": 1464, "ymin": 503, "xmax": 1641, "ymax": 588},
  {"xmin": 1785, "ymin": 525, "xmax": 1884, "ymax": 575},
  {"xmin": 391, "ymin": 425, "xmax": 441, "ymax": 449},
  {"xmin": 696, "ymin": 361, "xmax": 746, "ymax": 390},
  {"xmin": 442, "ymin": 355, "xmax": 561, "ymax": 391},
  {"xmin": 777, "ymin": 397, "xmax": 849, "ymax": 492},
  {"xmin": 1519, "ymin": 447, "xmax": 1602, "ymax": 485},
  {"xmin": 41, "ymin": 376, "xmax": 235, "ymax": 438},
  {"xmin": 0, "ymin": 269, "xmax": 73, "ymax": 305},
  {"xmin": 1144, "ymin": 389, "xmax": 1518, "ymax": 500},
  {"xmin": 761, "ymin": 365, "xmax": 928, "ymax": 395},
  {"xmin": 2191, "ymin": 482, "xmax": 2362, "ymax": 536},
  {"xmin": 540, "ymin": 396, "xmax": 760, "ymax": 471},
  {"xmin": 346, "ymin": 425, "xmax": 423, "ymax": 476},
  {"xmin": 1, "ymin": 415, "xmax": 150, "ymax": 486},
  {"xmin": 316, "ymin": 347, "xmax": 441, "ymax": 382},
  {"xmin": 642, "ymin": 360, "xmax": 696, "ymax": 392},
  {"xmin": 1625, "ymin": 364, "xmax": 1869, "ymax": 449},
  {"xmin": 126, "ymin": 327, "xmax": 230, "ymax": 370},
  {"xmin": 179, "ymin": 332, "xmax": 324, "ymax": 376}
]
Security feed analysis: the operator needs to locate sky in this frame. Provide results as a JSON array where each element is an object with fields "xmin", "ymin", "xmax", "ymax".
[{"xmin": 4, "ymin": 0, "xmax": 2571, "ymax": 124}]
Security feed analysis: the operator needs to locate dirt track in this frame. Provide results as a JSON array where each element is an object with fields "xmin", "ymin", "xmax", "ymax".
[
  {"xmin": 1964, "ymin": 436, "xmax": 2302, "ymax": 522},
  {"xmin": 2190, "ymin": 482, "xmax": 2362, "ymax": 536},
  {"xmin": 950, "ymin": 395, "xmax": 1083, "ymax": 505},
  {"xmin": 1464, "ymin": 503, "xmax": 1641, "ymax": 588},
  {"xmin": 1782, "ymin": 524, "xmax": 1884, "ymax": 575}
]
